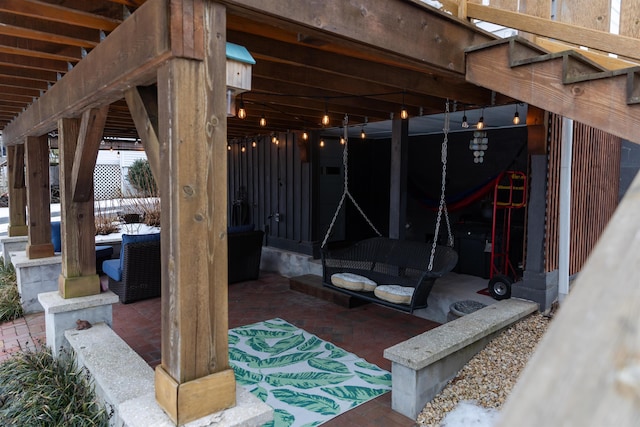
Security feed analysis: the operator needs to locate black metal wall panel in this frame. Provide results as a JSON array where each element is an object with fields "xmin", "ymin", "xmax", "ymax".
[{"xmin": 227, "ymin": 133, "xmax": 315, "ymax": 255}]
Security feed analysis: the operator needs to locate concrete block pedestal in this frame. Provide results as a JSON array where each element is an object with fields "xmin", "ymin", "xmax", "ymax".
[
  {"xmin": 12, "ymin": 251, "xmax": 61, "ymax": 313},
  {"xmin": 38, "ymin": 290, "xmax": 119, "ymax": 357},
  {"xmin": 0, "ymin": 235, "xmax": 28, "ymax": 265}
]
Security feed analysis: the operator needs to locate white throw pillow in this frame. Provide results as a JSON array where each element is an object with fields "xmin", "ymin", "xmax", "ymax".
[
  {"xmin": 374, "ymin": 285, "xmax": 414, "ymax": 304},
  {"xmin": 331, "ymin": 273, "xmax": 377, "ymax": 291}
]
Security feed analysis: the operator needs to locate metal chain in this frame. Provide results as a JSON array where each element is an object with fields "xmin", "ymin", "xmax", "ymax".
[
  {"xmin": 429, "ymin": 100, "xmax": 453, "ymax": 270},
  {"xmin": 321, "ymin": 117, "xmax": 381, "ymax": 248}
]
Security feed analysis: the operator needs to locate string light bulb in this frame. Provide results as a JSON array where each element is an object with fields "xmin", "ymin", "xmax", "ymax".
[
  {"xmin": 237, "ymin": 95, "xmax": 247, "ymax": 119},
  {"xmin": 513, "ymin": 104, "xmax": 520, "ymax": 125},
  {"xmin": 400, "ymin": 91, "xmax": 408, "ymax": 120},
  {"xmin": 227, "ymin": 144, "xmax": 231, "ymax": 151},
  {"xmin": 361, "ymin": 126, "xmax": 366, "ymax": 139},
  {"xmin": 340, "ymin": 135, "xmax": 346, "ymax": 145},
  {"xmin": 252, "ymin": 140, "xmax": 257, "ymax": 148},
  {"xmin": 259, "ymin": 114, "xmax": 267, "ymax": 127},
  {"xmin": 271, "ymin": 134, "xmax": 277, "ymax": 144},
  {"xmin": 322, "ymin": 111, "xmax": 330, "ymax": 126},
  {"xmin": 319, "ymin": 139, "xmax": 325, "ymax": 147},
  {"xmin": 302, "ymin": 130, "xmax": 309, "ymax": 141},
  {"xmin": 241, "ymin": 145, "xmax": 246, "ymax": 153},
  {"xmin": 321, "ymin": 100, "xmax": 330, "ymax": 126},
  {"xmin": 477, "ymin": 109, "xmax": 485, "ymax": 130},
  {"xmin": 461, "ymin": 106, "xmax": 469, "ymax": 128}
]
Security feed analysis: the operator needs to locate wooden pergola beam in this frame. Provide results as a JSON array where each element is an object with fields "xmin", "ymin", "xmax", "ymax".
[
  {"xmin": 220, "ymin": 0, "xmax": 494, "ymax": 75},
  {"xmin": 1, "ymin": 0, "xmax": 172, "ymax": 145},
  {"xmin": 465, "ymin": 39, "xmax": 640, "ymax": 144}
]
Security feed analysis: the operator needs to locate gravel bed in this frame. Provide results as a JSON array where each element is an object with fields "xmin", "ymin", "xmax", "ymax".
[{"xmin": 416, "ymin": 312, "xmax": 552, "ymax": 426}]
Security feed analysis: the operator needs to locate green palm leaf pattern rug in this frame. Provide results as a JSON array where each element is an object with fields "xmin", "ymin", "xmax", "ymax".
[{"xmin": 229, "ymin": 318, "xmax": 391, "ymax": 427}]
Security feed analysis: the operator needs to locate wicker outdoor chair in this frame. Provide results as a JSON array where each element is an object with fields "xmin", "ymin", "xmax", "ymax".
[{"xmin": 103, "ymin": 234, "xmax": 161, "ymax": 304}]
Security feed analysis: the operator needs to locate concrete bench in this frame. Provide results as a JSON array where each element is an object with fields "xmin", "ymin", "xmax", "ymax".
[
  {"xmin": 383, "ymin": 298, "xmax": 538, "ymax": 419},
  {"xmin": 65, "ymin": 323, "xmax": 273, "ymax": 426}
]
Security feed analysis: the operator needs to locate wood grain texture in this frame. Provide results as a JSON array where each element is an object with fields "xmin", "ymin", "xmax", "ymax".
[
  {"xmin": 620, "ymin": 0, "xmax": 640, "ymax": 38},
  {"xmin": 7, "ymin": 144, "xmax": 27, "ymax": 235},
  {"xmin": 157, "ymin": 2, "xmax": 235, "ymax": 420},
  {"xmin": 467, "ymin": 4, "xmax": 640, "ymax": 61},
  {"xmin": 556, "ymin": 0, "xmax": 611, "ymax": 32},
  {"xmin": 71, "ymin": 106, "xmax": 108, "ymax": 202},
  {"xmin": 24, "ymin": 135, "xmax": 54, "ymax": 259},
  {"xmin": 465, "ymin": 41, "xmax": 640, "ymax": 144},
  {"xmin": 2, "ymin": 0, "xmax": 172, "ymax": 145},
  {"xmin": 57, "ymin": 117, "xmax": 100, "ymax": 296},
  {"xmin": 497, "ymin": 147, "xmax": 640, "ymax": 427},
  {"xmin": 125, "ymin": 86, "xmax": 161, "ymax": 179},
  {"xmin": 219, "ymin": 0, "xmax": 494, "ymax": 74}
]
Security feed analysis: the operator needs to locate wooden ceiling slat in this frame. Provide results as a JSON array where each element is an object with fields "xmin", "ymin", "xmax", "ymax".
[
  {"xmin": 0, "ymin": 23, "xmax": 98, "ymax": 48},
  {"xmin": 228, "ymin": 30, "xmax": 495, "ymax": 107},
  {"xmin": 0, "ymin": 45, "xmax": 81, "ymax": 63},
  {"xmin": 0, "ymin": 64, "xmax": 57, "ymax": 82},
  {"xmin": 0, "ymin": 0, "xmax": 121, "ymax": 31},
  {"xmin": 0, "ymin": 53, "xmax": 69, "ymax": 73}
]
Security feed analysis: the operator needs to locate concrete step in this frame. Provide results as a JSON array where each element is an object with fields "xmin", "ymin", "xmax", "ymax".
[{"xmin": 289, "ymin": 274, "xmax": 369, "ymax": 309}]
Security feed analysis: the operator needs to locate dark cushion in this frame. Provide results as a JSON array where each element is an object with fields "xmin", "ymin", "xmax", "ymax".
[
  {"xmin": 102, "ymin": 259, "xmax": 121, "ymax": 282},
  {"xmin": 119, "ymin": 233, "xmax": 161, "ymax": 270},
  {"xmin": 51, "ymin": 221, "xmax": 61, "ymax": 253},
  {"xmin": 95, "ymin": 245, "xmax": 114, "ymax": 259},
  {"xmin": 228, "ymin": 224, "xmax": 255, "ymax": 234}
]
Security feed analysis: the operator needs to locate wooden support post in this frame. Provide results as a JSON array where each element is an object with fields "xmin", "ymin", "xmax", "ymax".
[
  {"xmin": 389, "ymin": 117, "xmax": 408, "ymax": 240},
  {"xmin": 24, "ymin": 135, "xmax": 54, "ymax": 259},
  {"xmin": 57, "ymin": 117, "xmax": 100, "ymax": 298},
  {"xmin": 154, "ymin": 2, "xmax": 235, "ymax": 425},
  {"xmin": 7, "ymin": 145, "xmax": 27, "ymax": 237},
  {"xmin": 125, "ymin": 86, "xmax": 161, "ymax": 179}
]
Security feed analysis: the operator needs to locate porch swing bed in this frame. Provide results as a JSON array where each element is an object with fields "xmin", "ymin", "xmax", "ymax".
[
  {"xmin": 321, "ymin": 237, "xmax": 458, "ymax": 313},
  {"xmin": 319, "ymin": 105, "xmax": 458, "ymax": 313}
]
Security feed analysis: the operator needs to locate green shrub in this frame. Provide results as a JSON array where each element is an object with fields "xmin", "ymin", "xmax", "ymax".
[
  {"xmin": 0, "ymin": 346, "xmax": 111, "ymax": 426},
  {"xmin": 127, "ymin": 159, "xmax": 157, "ymax": 196},
  {"xmin": 0, "ymin": 259, "xmax": 22, "ymax": 322}
]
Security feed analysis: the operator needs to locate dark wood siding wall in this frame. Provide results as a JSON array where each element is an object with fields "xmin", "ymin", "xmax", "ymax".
[
  {"xmin": 545, "ymin": 114, "xmax": 621, "ymax": 274},
  {"xmin": 227, "ymin": 132, "xmax": 315, "ymax": 255}
]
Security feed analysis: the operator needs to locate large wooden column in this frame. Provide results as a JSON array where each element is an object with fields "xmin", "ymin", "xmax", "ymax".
[
  {"xmin": 154, "ymin": 2, "xmax": 235, "ymax": 424},
  {"xmin": 6, "ymin": 145, "xmax": 27, "ymax": 237},
  {"xmin": 57, "ymin": 111, "xmax": 104, "ymax": 298},
  {"xmin": 24, "ymin": 135, "xmax": 54, "ymax": 259}
]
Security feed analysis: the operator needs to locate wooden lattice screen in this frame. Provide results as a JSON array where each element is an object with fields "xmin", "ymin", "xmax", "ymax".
[{"xmin": 545, "ymin": 114, "xmax": 621, "ymax": 274}]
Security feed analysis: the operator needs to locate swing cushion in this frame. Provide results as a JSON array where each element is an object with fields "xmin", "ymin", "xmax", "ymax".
[
  {"xmin": 331, "ymin": 273, "xmax": 377, "ymax": 292},
  {"xmin": 374, "ymin": 285, "xmax": 414, "ymax": 305}
]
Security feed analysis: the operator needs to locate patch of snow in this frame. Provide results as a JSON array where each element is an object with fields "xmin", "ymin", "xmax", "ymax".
[{"xmin": 440, "ymin": 401, "xmax": 499, "ymax": 427}]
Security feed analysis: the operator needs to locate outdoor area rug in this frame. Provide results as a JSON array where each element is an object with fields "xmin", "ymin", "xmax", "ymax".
[{"xmin": 228, "ymin": 318, "xmax": 392, "ymax": 427}]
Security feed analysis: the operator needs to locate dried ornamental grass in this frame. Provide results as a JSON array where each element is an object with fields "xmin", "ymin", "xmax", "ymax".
[
  {"xmin": 417, "ymin": 313, "xmax": 551, "ymax": 427},
  {"xmin": 0, "ymin": 346, "xmax": 111, "ymax": 426},
  {"xmin": 0, "ymin": 259, "xmax": 22, "ymax": 322}
]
